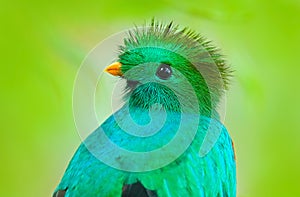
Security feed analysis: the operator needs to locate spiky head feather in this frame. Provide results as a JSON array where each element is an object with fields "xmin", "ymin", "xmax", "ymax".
[{"xmin": 117, "ymin": 20, "xmax": 231, "ymax": 117}]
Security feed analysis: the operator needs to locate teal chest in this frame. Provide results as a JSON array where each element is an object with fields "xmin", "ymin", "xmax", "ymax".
[{"xmin": 54, "ymin": 108, "xmax": 236, "ymax": 197}]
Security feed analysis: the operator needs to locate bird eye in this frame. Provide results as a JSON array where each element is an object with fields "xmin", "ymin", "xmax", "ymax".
[{"xmin": 156, "ymin": 63, "xmax": 172, "ymax": 80}]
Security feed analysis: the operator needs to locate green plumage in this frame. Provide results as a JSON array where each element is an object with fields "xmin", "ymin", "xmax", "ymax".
[
  {"xmin": 53, "ymin": 20, "xmax": 236, "ymax": 197},
  {"xmin": 120, "ymin": 20, "xmax": 231, "ymax": 117}
]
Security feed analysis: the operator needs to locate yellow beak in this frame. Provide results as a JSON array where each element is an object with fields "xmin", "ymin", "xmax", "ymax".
[{"xmin": 104, "ymin": 62, "xmax": 123, "ymax": 76}]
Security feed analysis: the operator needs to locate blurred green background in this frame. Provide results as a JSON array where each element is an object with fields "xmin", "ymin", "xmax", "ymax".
[{"xmin": 1, "ymin": 0, "xmax": 299, "ymax": 196}]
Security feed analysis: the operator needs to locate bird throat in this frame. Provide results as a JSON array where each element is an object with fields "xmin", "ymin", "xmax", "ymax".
[{"xmin": 127, "ymin": 82, "xmax": 181, "ymax": 112}]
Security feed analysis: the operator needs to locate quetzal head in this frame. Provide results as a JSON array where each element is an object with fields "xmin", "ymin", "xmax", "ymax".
[{"xmin": 105, "ymin": 21, "xmax": 231, "ymax": 117}]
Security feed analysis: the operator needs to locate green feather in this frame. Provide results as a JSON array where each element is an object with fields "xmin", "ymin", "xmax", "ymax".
[
  {"xmin": 54, "ymin": 107, "xmax": 236, "ymax": 196},
  {"xmin": 119, "ymin": 20, "xmax": 232, "ymax": 117},
  {"xmin": 53, "ymin": 20, "xmax": 236, "ymax": 197}
]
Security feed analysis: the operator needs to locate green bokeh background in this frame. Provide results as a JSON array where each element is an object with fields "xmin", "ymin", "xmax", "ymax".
[{"xmin": 1, "ymin": 0, "xmax": 299, "ymax": 196}]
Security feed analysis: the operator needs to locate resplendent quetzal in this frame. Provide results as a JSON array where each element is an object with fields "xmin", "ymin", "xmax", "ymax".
[{"xmin": 53, "ymin": 20, "xmax": 236, "ymax": 197}]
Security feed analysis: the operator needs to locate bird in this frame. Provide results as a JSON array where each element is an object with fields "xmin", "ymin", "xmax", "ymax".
[{"xmin": 53, "ymin": 20, "xmax": 236, "ymax": 197}]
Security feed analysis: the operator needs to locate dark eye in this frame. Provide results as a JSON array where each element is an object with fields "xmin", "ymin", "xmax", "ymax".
[{"xmin": 156, "ymin": 63, "xmax": 172, "ymax": 80}]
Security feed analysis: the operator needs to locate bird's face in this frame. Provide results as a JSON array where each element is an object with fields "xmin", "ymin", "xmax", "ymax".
[
  {"xmin": 106, "ymin": 47, "xmax": 201, "ymax": 113},
  {"xmin": 105, "ymin": 22, "xmax": 231, "ymax": 116}
]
